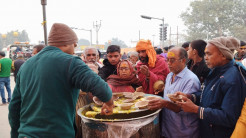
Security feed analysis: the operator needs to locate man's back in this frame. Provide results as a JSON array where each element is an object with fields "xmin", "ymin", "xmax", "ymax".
[
  {"xmin": 9, "ymin": 46, "xmax": 112, "ymax": 138},
  {"xmin": 13, "ymin": 59, "xmax": 25, "ymax": 80},
  {"xmin": 0, "ymin": 58, "xmax": 12, "ymax": 77}
]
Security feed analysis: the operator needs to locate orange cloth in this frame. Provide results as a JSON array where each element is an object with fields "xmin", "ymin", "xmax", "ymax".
[
  {"xmin": 231, "ymin": 98, "xmax": 246, "ymax": 138},
  {"xmin": 136, "ymin": 40, "xmax": 156, "ymax": 68}
]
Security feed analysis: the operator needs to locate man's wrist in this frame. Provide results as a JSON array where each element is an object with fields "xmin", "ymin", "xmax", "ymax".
[
  {"xmin": 193, "ymin": 105, "xmax": 199, "ymax": 113},
  {"xmin": 146, "ymin": 71, "xmax": 150, "ymax": 78}
]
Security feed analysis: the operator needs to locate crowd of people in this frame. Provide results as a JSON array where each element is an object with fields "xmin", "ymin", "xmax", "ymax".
[{"xmin": 1, "ymin": 22, "xmax": 245, "ymax": 137}]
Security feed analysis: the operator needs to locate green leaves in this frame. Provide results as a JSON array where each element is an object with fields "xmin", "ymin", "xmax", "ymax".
[{"xmin": 181, "ymin": 0, "xmax": 246, "ymax": 40}]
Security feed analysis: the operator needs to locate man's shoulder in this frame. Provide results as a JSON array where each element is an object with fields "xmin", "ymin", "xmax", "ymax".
[
  {"xmin": 222, "ymin": 65, "xmax": 242, "ymax": 82},
  {"xmin": 0, "ymin": 58, "xmax": 12, "ymax": 63},
  {"xmin": 179, "ymin": 68, "xmax": 200, "ymax": 82},
  {"xmin": 155, "ymin": 55, "xmax": 167, "ymax": 67},
  {"xmin": 155, "ymin": 55, "xmax": 165, "ymax": 63},
  {"xmin": 100, "ymin": 64, "xmax": 115, "ymax": 72},
  {"xmin": 14, "ymin": 59, "xmax": 25, "ymax": 64}
]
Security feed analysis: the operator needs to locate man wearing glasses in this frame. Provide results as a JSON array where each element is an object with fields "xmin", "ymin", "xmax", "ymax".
[{"xmin": 148, "ymin": 46, "xmax": 200, "ymax": 138}]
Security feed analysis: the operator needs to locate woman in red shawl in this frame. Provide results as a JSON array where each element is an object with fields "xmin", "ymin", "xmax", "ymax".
[{"xmin": 107, "ymin": 60, "xmax": 141, "ymax": 92}]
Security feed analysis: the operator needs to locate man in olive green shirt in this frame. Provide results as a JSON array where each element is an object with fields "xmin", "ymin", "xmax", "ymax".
[{"xmin": 0, "ymin": 51, "xmax": 12, "ymax": 105}]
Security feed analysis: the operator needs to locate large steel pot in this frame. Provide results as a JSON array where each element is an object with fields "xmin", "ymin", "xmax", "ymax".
[{"xmin": 77, "ymin": 104, "xmax": 161, "ymax": 138}]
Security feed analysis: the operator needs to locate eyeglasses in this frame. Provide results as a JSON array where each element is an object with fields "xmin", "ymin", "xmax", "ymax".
[{"xmin": 166, "ymin": 58, "xmax": 182, "ymax": 63}]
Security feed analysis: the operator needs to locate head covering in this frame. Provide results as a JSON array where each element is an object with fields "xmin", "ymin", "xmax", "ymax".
[
  {"xmin": 208, "ymin": 36, "xmax": 240, "ymax": 60},
  {"xmin": 240, "ymin": 40, "xmax": 246, "ymax": 48},
  {"xmin": 48, "ymin": 23, "xmax": 78, "ymax": 46},
  {"xmin": 136, "ymin": 40, "xmax": 156, "ymax": 67},
  {"xmin": 0, "ymin": 51, "xmax": 5, "ymax": 57},
  {"xmin": 107, "ymin": 60, "xmax": 140, "ymax": 89}
]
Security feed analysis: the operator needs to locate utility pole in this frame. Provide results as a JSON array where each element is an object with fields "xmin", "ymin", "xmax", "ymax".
[
  {"xmin": 140, "ymin": 15, "xmax": 165, "ymax": 49},
  {"xmin": 177, "ymin": 26, "xmax": 179, "ymax": 46},
  {"xmin": 93, "ymin": 21, "xmax": 101, "ymax": 45},
  {"xmin": 162, "ymin": 18, "xmax": 164, "ymax": 48},
  {"xmin": 152, "ymin": 35, "xmax": 155, "ymax": 46},
  {"xmin": 139, "ymin": 30, "xmax": 141, "ymax": 40},
  {"xmin": 169, "ymin": 27, "xmax": 172, "ymax": 45},
  {"xmin": 70, "ymin": 27, "xmax": 92, "ymax": 46},
  {"xmin": 169, "ymin": 26, "xmax": 179, "ymax": 46},
  {"xmin": 41, "ymin": 0, "xmax": 47, "ymax": 46}
]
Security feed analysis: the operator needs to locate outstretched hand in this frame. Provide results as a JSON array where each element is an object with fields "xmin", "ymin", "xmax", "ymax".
[
  {"xmin": 176, "ymin": 96, "xmax": 199, "ymax": 113},
  {"xmin": 101, "ymin": 98, "xmax": 114, "ymax": 115},
  {"xmin": 148, "ymin": 98, "xmax": 166, "ymax": 110},
  {"xmin": 136, "ymin": 86, "xmax": 143, "ymax": 92},
  {"xmin": 140, "ymin": 65, "xmax": 149, "ymax": 76},
  {"xmin": 174, "ymin": 91, "xmax": 188, "ymax": 98}
]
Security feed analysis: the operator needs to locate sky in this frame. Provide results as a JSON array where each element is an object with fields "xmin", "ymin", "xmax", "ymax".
[{"xmin": 0, "ymin": 0, "xmax": 191, "ymax": 47}]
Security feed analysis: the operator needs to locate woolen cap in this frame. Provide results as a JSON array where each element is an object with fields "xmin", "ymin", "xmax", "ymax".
[
  {"xmin": 208, "ymin": 36, "xmax": 240, "ymax": 60},
  {"xmin": 48, "ymin": 23, "xmax": 78, "ymax": 46}
]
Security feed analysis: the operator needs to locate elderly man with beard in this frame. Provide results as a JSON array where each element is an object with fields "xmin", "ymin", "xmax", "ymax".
[
  {"xmin": 177, "ymin": 37, "xmax": 246, "ymax": 138},
  {"xmin": 83, "ymin": 46, "xmax": 102, "ymax": 74},
  {"xmin": 135, "ymin": 40, "xmax": 169, "ymax": 94}
]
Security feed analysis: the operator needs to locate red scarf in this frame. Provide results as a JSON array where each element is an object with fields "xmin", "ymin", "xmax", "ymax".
[{"xmin": 107, "ymin": 60, "xmax": 140, "ymax": 92}]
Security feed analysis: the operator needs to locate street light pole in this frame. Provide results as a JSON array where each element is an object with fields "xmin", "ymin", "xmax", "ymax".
[
  {"xmin": 152, "ymin": 34, "xmax": 155, "ymax": 46},
  {"xmin": 141, "ymin": 15, "xmax": 165, "ymax": 49},
  {"xmin": 71, "ymin": 27, "xmax": 92, "ymax": 46},
  {"xmin": 41, "ymin": 0, "xmax": 47, "ymax": 46},
  {"xmin": 93, "ymin": 20, "xmax": 101, "ymax": 46}
]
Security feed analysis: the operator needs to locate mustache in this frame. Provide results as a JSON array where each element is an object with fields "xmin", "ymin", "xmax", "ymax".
[{"xmin": 88, "ymin": 59, "xmax": 96, "ymax": 62}]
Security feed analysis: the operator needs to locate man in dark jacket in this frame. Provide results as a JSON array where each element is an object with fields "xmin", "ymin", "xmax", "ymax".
[
  {"xmin": 98, "ymin": 45, "xmax": 121, "ymax": 81},
  {"xmin": 177, "ymin": 37, "xmax": 246, "ymax": 138},
  {"xmin": 234, "ymin": 40, "xmax": 246, "ymax": 61},
  {"xmin": 12, "ymin": 54, "xmax": 25, "ymax": 82}
]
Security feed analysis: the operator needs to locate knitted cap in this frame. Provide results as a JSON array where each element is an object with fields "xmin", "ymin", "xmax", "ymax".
[
  {"xmin": 48, "ymin": 23, "xmax": 78, "ymax": 46},
  {"xmin": 208, "ymin": 36, "xmax": 240, "ymax": 60}
]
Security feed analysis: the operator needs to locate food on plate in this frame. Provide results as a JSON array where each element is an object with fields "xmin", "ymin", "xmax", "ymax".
[
  {"xmin": 134, "ymin": 92, "xmax": 145, "ymax": 98},
  {"xmin": 93, "ymin": 96, "xmax": 103, "ymax": 106},
  {"xmin": 145, "ymin": 96, "xmax": 161, "ymax": 101},
  {"xmin": 85, "ymin": 111, "xmax": 98, "ymax": 117},
  {"xmin": 118, "ymin": 103, "xmax": 134, "ymax": 110},
  {"xmin": 153, "ymin": 80, "xmax": 165, "ymax": 94},
  {"xmin": 167, "ymin": 94, "xmax": 183, "ymax": 102},
  {"xmin": 135, "ymin": 100, "xmax": 149, "ymax": 109},
  {"xmin": 112, "ymin": 92, "xmax": 124, "ymax": 97},
  {"xmin": 112, "ymin": 95, "xmax": 119, "ymax": 101},
  {"xmin": 123, "ymin": 98, "xmax": 135, "ymax": 103},
  {"xmin": 123, "ymin": 92, "xmax": 134, "ymax": 98}
]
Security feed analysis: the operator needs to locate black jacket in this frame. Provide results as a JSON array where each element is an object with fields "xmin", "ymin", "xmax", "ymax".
[
  {"xmin": 98, "ymin": 59, "xmax": 117, "ymax": 81},
  {"xmin": 13, "ymin": 59, "xmax": 25, "ymax": 82},
  {"xmin": 187, "ymin": 59, "xmax": 210, "ymax": 84}
]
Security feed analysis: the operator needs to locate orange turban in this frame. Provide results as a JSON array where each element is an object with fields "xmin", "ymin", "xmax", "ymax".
[{"xmin": 136, "ymin": 40, "xmax": 156, "ymax": 67}]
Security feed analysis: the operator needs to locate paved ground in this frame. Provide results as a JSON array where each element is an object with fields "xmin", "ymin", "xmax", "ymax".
[{"xmin": 0, "ymin": 76, "xmax": 15, "ymax": 138}]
